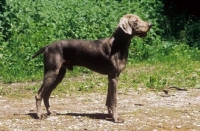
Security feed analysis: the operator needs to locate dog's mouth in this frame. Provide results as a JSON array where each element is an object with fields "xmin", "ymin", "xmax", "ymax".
[
  {"xmin": 137, "ymin": 32, "xmax": 147, "ymax": 37},
  {"xmin": 137, "ymin": 23, "xmax": 152, "ymax": 37}
]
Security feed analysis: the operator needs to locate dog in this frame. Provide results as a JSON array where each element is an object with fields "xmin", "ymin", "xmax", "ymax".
[{"xmin": 32, "ymin": 14, "xmax": 152, "ymax": 123}]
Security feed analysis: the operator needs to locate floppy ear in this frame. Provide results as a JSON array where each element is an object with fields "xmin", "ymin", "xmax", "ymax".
[{"xmin": 118, "ymin": 17, "xmax": 132, "ymax": 35}]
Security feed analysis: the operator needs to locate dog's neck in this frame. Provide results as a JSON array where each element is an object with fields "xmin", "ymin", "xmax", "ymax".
[{"xmin": 110, "ymin": 27, "xmax": 133, "ymax": 60}]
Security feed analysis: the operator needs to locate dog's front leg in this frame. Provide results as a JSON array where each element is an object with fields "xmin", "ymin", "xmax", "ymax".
[{"xmin": 106, "ymin": 75, "xmax": 124, "ymax": 123}]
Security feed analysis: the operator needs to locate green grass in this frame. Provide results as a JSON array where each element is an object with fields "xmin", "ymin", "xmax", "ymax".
[
  {"xmin": 49, "ymin": 59, "xmax": 200, "ymax": 95},
  {"xmin": 1, "ymin": 58, "xmax": 199, "ymax": 99},
  {"xmin": 0, "ymin": 0, "xmax": 200, "ymax": 97}
]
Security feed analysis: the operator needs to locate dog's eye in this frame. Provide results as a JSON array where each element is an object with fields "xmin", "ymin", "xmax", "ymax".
[
  {"xmin": 133, "ymin": 22, "xmax": 138, "ymax": 26},
  {"xmin": 132, "ymin": 19, "xmax": 138, "ymax": 24},
  {"xmin": 129, "ymin": 21, "xmax": 138, "ymax": 27},
  {"xmin": 133, "ymin": 18, "xmax": 138, "ymax": 22}
]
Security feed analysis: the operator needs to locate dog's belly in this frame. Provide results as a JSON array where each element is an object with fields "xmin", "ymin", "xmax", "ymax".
[{"xmin": 62, "ymin": 57, "xmax": 112, "ymax": 75}]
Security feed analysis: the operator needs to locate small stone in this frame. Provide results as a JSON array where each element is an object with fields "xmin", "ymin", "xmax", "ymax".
[
  {"xmin": 3, "ymin": 105, "xmax": 10, "ymax": 108},
  {"xmin": 176, "ymin": 125, "xmax": 181, "ymax": 129},
  {"xmin": 29, "ymin": 109, "xmax": 34, "ymax": 112}
]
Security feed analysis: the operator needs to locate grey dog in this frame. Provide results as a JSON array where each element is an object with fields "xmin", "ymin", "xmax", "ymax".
[{"xmin": 32, "ymin": 14, "xmax": 152, "ymax": 123}]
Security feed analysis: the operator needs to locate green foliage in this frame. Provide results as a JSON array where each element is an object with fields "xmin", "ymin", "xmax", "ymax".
[
  {"xmin": 0, "ymin": 0, "xmax": 199, "ymax": 86},
  {"xmin": 183, "ymin": 21, "xmax": 200, "ymax": 48},
  {"xmin": 0, "ymin": 0, "xmax": 163, "ymax": 83}
]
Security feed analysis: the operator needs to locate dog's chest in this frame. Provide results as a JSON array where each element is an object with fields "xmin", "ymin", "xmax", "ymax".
[{"xmin": 110, "ymin": 54, "xmax": 126, "ymax": 73}]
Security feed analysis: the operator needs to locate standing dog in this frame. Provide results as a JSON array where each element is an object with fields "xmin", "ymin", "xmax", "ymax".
[{"xmin": 32, "ymin": 14, "xmax": 152, "ymax": 123}]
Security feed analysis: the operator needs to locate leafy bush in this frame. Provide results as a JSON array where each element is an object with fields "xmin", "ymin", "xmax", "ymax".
[
  {"xmin": 0, "ymin": 0, "xmax": 199, "ymax": 83},
  {"xmin": 183, "ymin": 21, "xmax": 200, "ymax": 48}
]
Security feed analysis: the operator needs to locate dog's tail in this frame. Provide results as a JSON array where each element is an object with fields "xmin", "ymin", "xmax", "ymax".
[{"xmin": 32, "ymin": 47, "xmax": 46, "ymax": 58}]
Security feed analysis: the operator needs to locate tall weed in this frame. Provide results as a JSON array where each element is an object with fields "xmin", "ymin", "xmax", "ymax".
[{"xmin": 0, "ymin": 0, "xmax": 199, "ymax": 84}]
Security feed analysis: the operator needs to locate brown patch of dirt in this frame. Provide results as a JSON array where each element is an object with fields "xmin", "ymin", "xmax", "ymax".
[{"xmin": 0, "ymin": 87, "xmax": 200, "ymax": 130}]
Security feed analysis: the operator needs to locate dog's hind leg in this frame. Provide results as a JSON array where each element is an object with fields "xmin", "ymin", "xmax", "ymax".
[
  {"xmin": 35, "ymin": 69, "xmax": 60, "ymax": 119},
  {"xmin": 35, "ymin": 53, "xmax": 64, "ymax": 119},
  {"xmin": 43, "ymin": 68, "xmax": 66, "ymax": 116}
]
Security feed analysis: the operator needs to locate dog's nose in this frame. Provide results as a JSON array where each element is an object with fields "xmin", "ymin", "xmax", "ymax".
[{"xmin": 148, "ymin": 23, "xmax": 153, "ymax": 28}]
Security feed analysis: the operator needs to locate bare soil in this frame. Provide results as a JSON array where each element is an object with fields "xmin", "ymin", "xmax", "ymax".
[{"xmin": 0, "ymin": 86, "xmax": 200, "ymax": 131}]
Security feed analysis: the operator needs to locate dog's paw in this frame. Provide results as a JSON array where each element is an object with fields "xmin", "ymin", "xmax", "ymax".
[
  {"xmin": 37, "ymin": 113, "xmax": 48, "ymax": 119},
  {"xmin": 48, "ymin": 111, "xmax": 58, "ymax": 116},
  {"xmin": 114, "ymin": 117, "xmax": 124, "ymax": 123},
  {"xmin": 47, "ymin": 109, "xmax": 57, "ymax": 115}
]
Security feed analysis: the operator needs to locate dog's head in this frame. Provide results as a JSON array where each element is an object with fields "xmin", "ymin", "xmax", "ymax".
[{"xmin": 118, "ymin": 14, "xmax": 152, "ymax": 37}]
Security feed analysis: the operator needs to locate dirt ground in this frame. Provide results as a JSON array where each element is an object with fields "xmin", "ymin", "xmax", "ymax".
[{"xmin": 0, "ymin": 86, "xmax": 200, "ymax": 131}]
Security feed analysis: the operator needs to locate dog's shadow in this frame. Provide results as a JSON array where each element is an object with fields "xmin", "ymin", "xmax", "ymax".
[{"xmin": 28, "ymin": 112, "xmax": 113, "ymax": 121}]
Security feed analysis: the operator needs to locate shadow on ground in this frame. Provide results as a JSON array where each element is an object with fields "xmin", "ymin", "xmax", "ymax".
[{"xmin": 27, "ymin": 112, "xmax": 113, "ymax": 121}]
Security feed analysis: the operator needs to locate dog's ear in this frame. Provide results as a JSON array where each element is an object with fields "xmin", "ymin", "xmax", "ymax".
[{"xmin": 119, "ymin": 17, "xmax": 132, "ymax": 35}]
